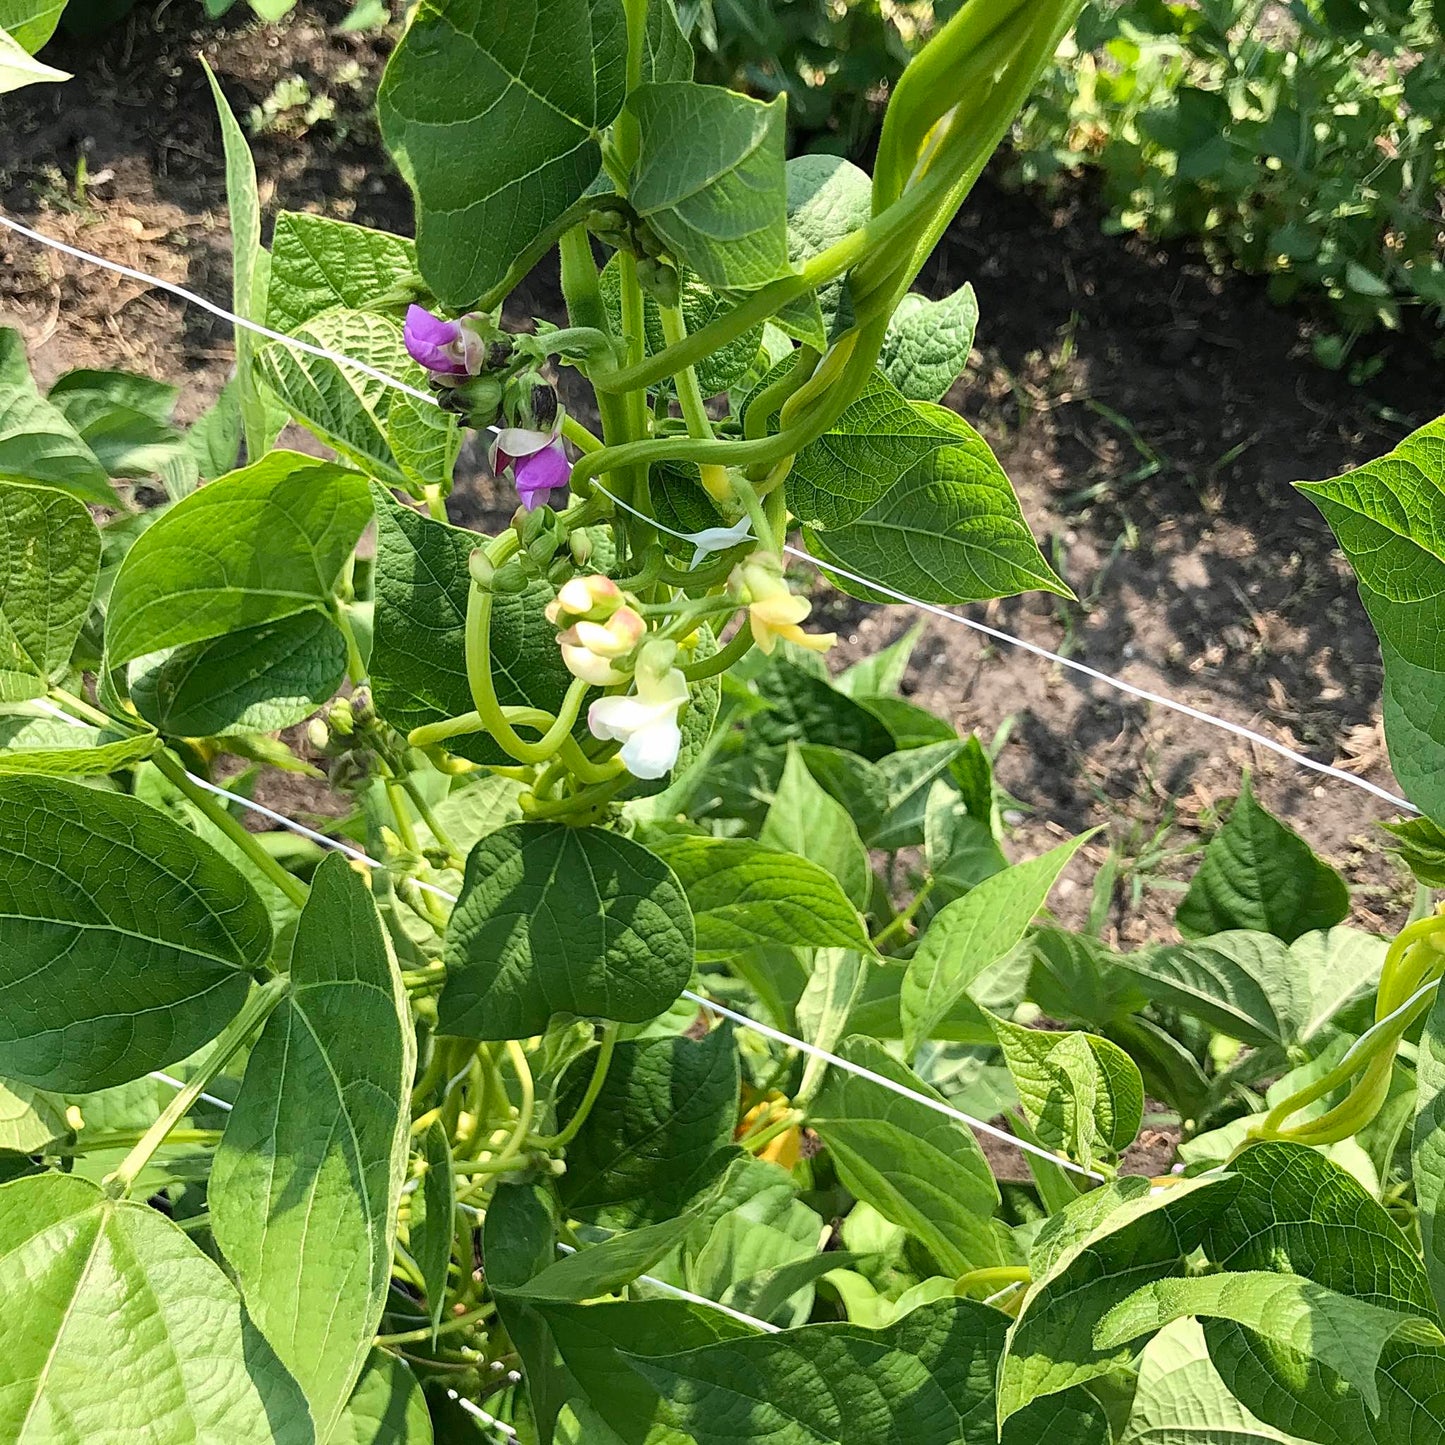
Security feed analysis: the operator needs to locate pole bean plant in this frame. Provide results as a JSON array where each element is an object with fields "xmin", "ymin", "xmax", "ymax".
[{"xmin": 3, "ymin": 1, "xmax": 1445, "ymax": 1442}]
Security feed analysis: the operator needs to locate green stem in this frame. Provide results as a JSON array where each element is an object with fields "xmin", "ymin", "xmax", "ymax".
[
  {"xmin": 330, "ymin": 599, "xmax": 368, "ymax": 685},
  {"xmin": 422, "ymin": 485, "xmax": 449, "ymax": 522},
  {"xmin": 48, "ymin": 685, "xmax": 138, "ymax": 732},
  {"xmin": 399, "ymin": 774, "xmax": 462, "ymax": 865},
  {"xmin": 740, "ymin": 1107, "xmax": 803, "ymax": 1155},
  {"xmin": 562, "ymin": 414, "xmax": 604, "ymax": 454},
  {"xmin": 376, "ymin": 1304, "xmax": 493, "ymax": 1347},
  {"xmin": 953, "ymin": 1264, "xmax": 1032, "ymax": 1297},
  {"xmin": 154, "ymin": 752, "xmax": 309, "ymax": 909},
  {"xmin": 105, "ymin": 976, "xmax": 289, "ymax": 1196},
  {"xmin": 873, "ymin": 880, "xmax": 934, "ymax": 951},
  {"xmin": 681, "ymin": 620, "xmax": 754, "ymax": 681},
  {"xmin": 483, "ymin": 1039, "xmax": 536, "ymax": 1174},
  {"xmin": 530, "ymin": 1025, "xmax": 619, "ymax": 1151},
  {"xmin": 55, "ymin": 1127, "xmax": 221, "ymax": 1155},
  {"xmin": 558, "ymin": 225, "xmax": 611, "ymax": 336}
]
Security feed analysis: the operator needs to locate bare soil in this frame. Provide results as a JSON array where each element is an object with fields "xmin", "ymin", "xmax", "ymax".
[{"xmin": 2, "ymin": 4, "xmax": 1435, "ymax": 944}]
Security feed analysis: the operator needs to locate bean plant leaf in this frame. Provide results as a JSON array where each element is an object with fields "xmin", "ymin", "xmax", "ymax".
[
  {"xmin": 559, "ymin": 1028, "xmax": 739, "ymax": 1228},
  {"xmin": 212, "ymin": 853, "xmax": 413, "ymax": 1441},
  {"xmin": 789, "ymin": 369, "xmax": 1067, "ymax": 604},
  {"xmin": 0, "ymin": 1173, "xmax": 314, "ymax": 1443},
  {"xmin": 879, "ymin": 285, "xmax": 980, "ymax": 403},
  {"xmin": 127, "ymin": 611, "xmax": 349, "ymax": 738},
  {"xmin": 630, "ymin": 1296, "xmax": 1110, "ymax": 1445},
  {"xmin": 902, "ymin": 831, "xmax": 1093, "ymax": 1056},
  {"xmin": 761, "ymin": 744, "xmax": 872, "ymax": 908},
  {"xmin": 0, "ymin": 19, "xmax": 67, "ymax": 89},
  {"xmin": 441, "ymin": 822, "xmax": 694, "ymax": 1039},
  {"xmin": 412, "ymin": 1119, "xmax": 456, "ymax": 1342},
  {"xmin": 47, "ymin": 373, "xmax": 188, "ymax": 482},
  {"xmin": 808, "ymin": 1034, "xmax": 1005, "ymax": 1275},
  {"xmin": 1097, "ymin": 1272, "xmax": 1442, "ymax": 1415},
  {"xmin": 0, "ymin": 481, "xmax": 99, "ymax": 701},
  {"xmin": 1200, "ymin": 1141, "xmax": 1445, "ymax": 1444},
  {"xmin": 990, "ymin": 1014, "xmax": 1144, "ymax": 1166},
  {"xmin": 331, "ymin": 1350, "xmax": 433, "ymax": 1445},
  {"xmin": 1119, "ymin": 931, "xmax": 1307, "ymax": 1050},
  {"xmin": 105, "ymin": 451, "xmax": 371, "ymax": 667},
  {"xmin": 999, "ymin": 1173, "xmax": 1240, "ymax": 1422},
  {"xmin": 0, "ymin": 775, "xmax": 270, "ymax": 1091},
  {"xmin": 1417, "ymin": 984, "xmax": 1445, "ymax": 1317},
  {"xmin": 866, "ymin": 738, "xmax": 965, "ymax": 851},
  {"xmin": 1121, "ymin": 1318, "xmax": 1313, "ymax": 1445},
  {"xmin": 369, "ymin": 486, "xmax": 577, "ymax": 766},
  {"xmin": 0, "ymin": 328, "xmax": 112, "ymax": 503},
  {"xmin": 0, "ymin": 1076, "xmax": 65, "ymax": 1152},
  {"xmin": 648, "ymin": 833, "xmax": 872, "ymax": 959},
  {"xmin": 203, "ymin": 60, "xmax": 287, "ymax": 458},
  {"xmin": 255, "ymin": 309, "xmax": 458, "ymax": 494},
  {"xmin": 378, "ymin": 0, "xmax": 627, "ymax": 307},
  {"xmin": 0, "ymin": 714, "xmax": 158, "ymax": 775},
  {"xmin": 1176, "ymin": 779, "xmax": 1350, "ymax": 941},
  {"xmin": 752, "ymin": 655, "xmax": 897, "ymax": 759},
  {"xmin": 267, "ymin": 211, "xmax": 422, "ymax": 334},
  {"xmin": 0, "ymin": 0, "xmax": 65, "ymax": 52},
  {"xmin": 777, "ymin": 153, "xmax": 873, "ymax": 348},
  {"xmin": 628, "ymin": 81, "xmax": 793, "ymax": 291},
  {"xmin": 1381, "ymin": 816, "xmax": 1445, "ymax": 887},
  {"xmin": 1298, "ymin": 418, "xmax": 1445, "ymax": 823}
]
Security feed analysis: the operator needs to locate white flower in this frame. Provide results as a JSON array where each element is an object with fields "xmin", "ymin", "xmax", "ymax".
[
  {"xmin": 588, "ymin": 641, "xmax": 689, "ymax": 779},
  {"xmin": 682, "ymin": 515, "xmax": 753, "ymax": 570}
]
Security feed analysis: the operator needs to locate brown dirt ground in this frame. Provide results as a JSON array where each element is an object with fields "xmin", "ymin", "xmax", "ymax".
[{"xmin": 2, "ymin": 5, "xmax": 1437, "ymax": 949}]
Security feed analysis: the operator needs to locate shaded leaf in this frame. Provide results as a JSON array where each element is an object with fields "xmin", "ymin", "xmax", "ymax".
[{"xmin": 879, "ymin": 285, "xmax": 979, "ymax": 403}]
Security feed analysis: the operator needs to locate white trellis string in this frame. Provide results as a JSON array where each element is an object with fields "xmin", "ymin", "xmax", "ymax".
[{"xmin": 2, "ymin": 209, "xmax": 1419, "ymax": 817}]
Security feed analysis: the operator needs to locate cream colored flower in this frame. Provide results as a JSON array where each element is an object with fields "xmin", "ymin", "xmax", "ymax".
[
  {"xmin": 735, "ymin": 559, "xmax": 836, "ymax": 656},
  {"xmin": 588, "ymin": 640, "xmax": 689, "ymax": 779}
]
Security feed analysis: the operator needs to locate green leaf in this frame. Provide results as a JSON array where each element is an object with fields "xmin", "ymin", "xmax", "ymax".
[
  {"xmin": 1381, "ymin": 816, "xmax": 1445, "ymax": 887},
  {"xmin": 1200, "ymin": 1140, "xmax": 1444, "ymax": 1444},
  {"xmin": 1418, "ymin": 985, "xmax": 1445, "ymax": 1317},
  {"xmin": 0, "ymin": 1076, "xmax": 65, "ymax": 1152},
  {"xmin": 559, "ymin": 1028, "xmax": 739, "ymax": 1228},
  {"xmin": 1176, "ymin": 779, "xmax": 1349, "ymax": 942},
  {"xmin": 203, "ymin": 60, "xmax": 286, "ymax": 458},
  {"xmin": 369, "ymin": 486, "xmax": 577, "ymax": 767},
  {"xmin": 1121, "ymin": 1318, "xmax": 1312, "ymax": 1445},
  {"xmin": 185, "ymin": 378, "xmax": 243, "ymax": 485},
  {"xmin": 760, "ymin": 745, "xmax": 872, "ymax": 909},
  {"xmin": 795, "ymin": 948, "xmax": 868, "ymax": 1097},
  {"xmin": 808, "ymin": 1034, "xmax": 1006, "ymax": 1275},
  {"xmin": 836, "ymin": 623, "xmax": 924, "ymax": 698},
  {"xmin": 779, "ymin": 154, "xmax": 873, "ymax": 347},
  {"xmin": 0, "ymin": 328, "xmax": 111, "ymax": 503},
  {"xmin": 793, "ymin": 373, "xmax": 1067, "ymax": 605},
  {"xmin": 628, "ymin": 81, "xmax": 793, "ymax": 291},
  {"xmin": 1290, "ymin": 925, "xmax": 1388, "ymax": 1042},
  {"xmin": 901, "ymin": 832, "xmax": 1093, "ymax": 1056},
  {"xmin": 631, "ymin": 1296, "xmax": 1109, "ymax": 1445},
  {"xmin": 879, "ymin": 285, "xmax": 979, "ymax": 403},
  {"xmin": 866, "ymin": 739, "xmax": 965, "ymax": 851},
  {"xmin": 0, "ymin": 481, "xmax": 99, "ymax": 701},
  {"xmin": 0, "ymin": 1173, "xmax": 314, "ymax": 1443},
  {"xmin": 1298, "ymin": 418, "xmax": 1445, "ymax": 823},
  {"xmin": 1119, "ymin": 931, "xmax": 1306, "ymax": 1050},
  {"xmin": 127, "ymin": 611, "xmax": 349, "ymax": 737},
  {"xmin": 990, "ymin": 1015, "xmax": 1144, "ymax": 1166},
  {"xmin": 441, "ymin": 822, "xmax": 694, "ymax": 1039},
  {"xmin": 1027, "ymin": 927, "xmax": 1149, "ymax": 1028},
  {"xmin": 0, "ymin": 775, "xmax": 270, "ymax": 1091},
  {"xmin": 267, "ymin": 212, "xmax": 421, "ymax": 334},
  {"xmin": 999, "ymin": 1174, "xmax": 1239, "ymax": 1422},
  {"xmin": 105, "ymin": 451, "xmax": 371, "ymax": 667},
  {"xmin": 508, "ymin": 1218, "xmax": 703, "ymax": 1304},
  {"xmin": 0, "ymin": 0, "xmax": 65, "ymax": 52},
  {"xmin": 212, "ymin": 853, "xmax": 413, "ymax": 1441},
  {"xmin": 331, "ymin": 1351, "xmax": 433, "ymax": 1445},
  {"xmin": 412, "ymin": 1119, "xmax": 456, "ymax": 1340},
  {"xmin": 0, "ymin": 24, "xmax": 66, "ymax": 90},
  {"xmin": 48, "ymin": 373, "xmax": 187, "ymax": 481},
  {"xmin": 0, "ymin": 714, "xmax": 158, "ymax": 775},
  {"xmin": 255, "ymin": 309, "xmax": 458, "ymax": 494},
  {"xmin": 647, "ymin": 833, "xmax": 871, "ymax": 959},
  {"xmin": 751, "ymin": 655, "xmax": 896, "ymax": 759},
  {"xmin": 378, "ymin": 0, "xmax": 627, "ymax": 307},
  {"xmin": 1097, "ymin": 1272, "xmax": 1441, "ymax": 1415},
  {"xmin": 925, "ymin": 784, "xmax": 1007, "ymax": 903}
]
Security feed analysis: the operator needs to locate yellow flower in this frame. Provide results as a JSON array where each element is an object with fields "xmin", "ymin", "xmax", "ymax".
[{"xmin": 735, "ymin": 560, "xmax": 836, "ymax": 656}]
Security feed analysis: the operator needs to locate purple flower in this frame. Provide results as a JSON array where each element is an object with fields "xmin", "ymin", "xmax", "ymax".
[
  {"xmin": 490, "ymin": 422, "xmax": 570, "ymax": 511},
  {"xmin": 403, "ymin": 305, "xmax": 485, "ymax": 379}
]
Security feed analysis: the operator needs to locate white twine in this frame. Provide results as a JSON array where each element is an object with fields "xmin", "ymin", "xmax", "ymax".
[{"xmin": 1, "ymin": 207, "xmax": 1416, "ymax": 816}]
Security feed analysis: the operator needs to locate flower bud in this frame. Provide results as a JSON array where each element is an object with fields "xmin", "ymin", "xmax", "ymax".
[
  {"xmin": 569, "ymin": 530, "xmax": 592, "ymax": 566},
  {"xmin": 637, "ymin": 256, "xmax": 680, "ymax": 308},
  {"xmin": 545, "ymin": 573, "xmax": 623, "ymax": 625},
  {"xmin": 468, "ymin": 549, "xmax": 496, "ymax": 588},
  {"xmin": 491, "ymin": 558, "xmax": 531, "ymax": 594}
]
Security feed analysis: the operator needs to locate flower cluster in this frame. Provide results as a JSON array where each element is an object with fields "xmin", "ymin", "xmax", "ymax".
[
  {"xmin": 547, "ymin": 577, "xmax": 689, "ymax": 779},
  {"xmin": 405, "ymin": 306, "xmax": 570, "ymax": 512}
]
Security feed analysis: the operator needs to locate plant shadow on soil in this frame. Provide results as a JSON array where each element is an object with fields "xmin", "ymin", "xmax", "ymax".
[{"xmin": 0, "ymin": 2, "xmax": 1436, "ymax": 949}]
